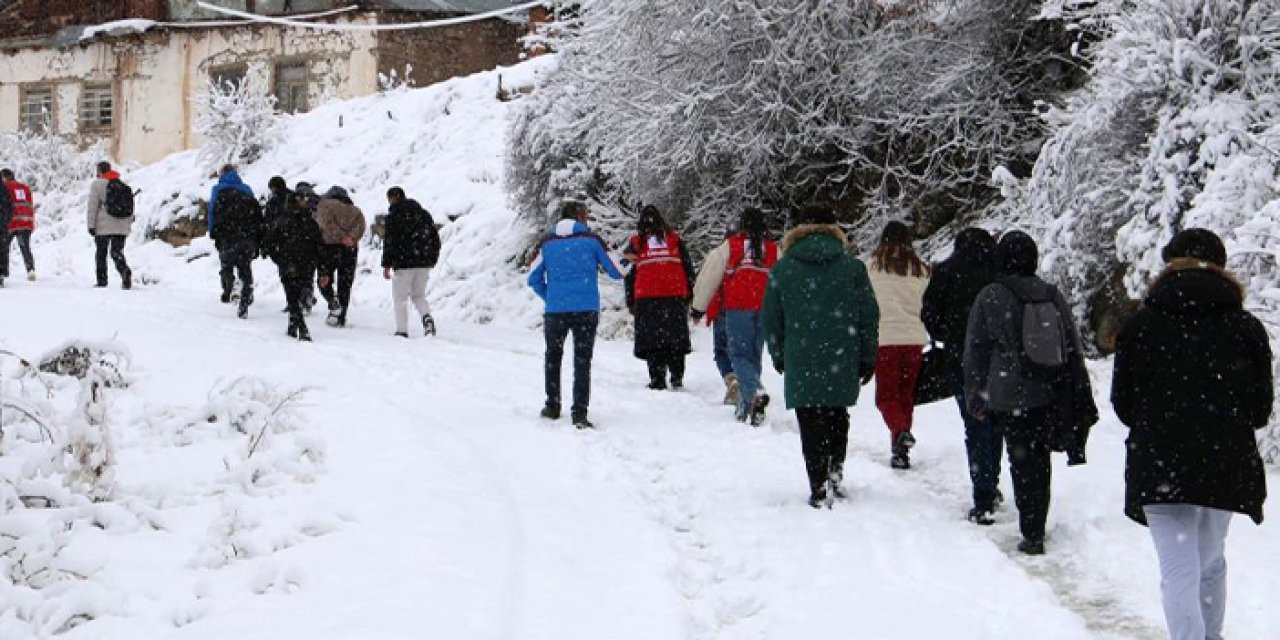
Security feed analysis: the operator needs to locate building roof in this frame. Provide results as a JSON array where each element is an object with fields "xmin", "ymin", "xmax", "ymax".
[{"xmin": 380, "ymin": 0, "xmax": 523, "ymax": 12}]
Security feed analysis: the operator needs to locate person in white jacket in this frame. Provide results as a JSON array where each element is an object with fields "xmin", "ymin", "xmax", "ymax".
[{"xmin": 867, "ymin": 221, "xmax": 930, "ymax": 469}]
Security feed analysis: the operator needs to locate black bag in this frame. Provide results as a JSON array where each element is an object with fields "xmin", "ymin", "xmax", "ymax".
[
  {"xmin": 105, "ymin": 179, "xmax": 135, "ymax": 219},
  {"xmin": 1000, "ymin": 279, "xmax": 1071, "ymax": 383},
  {"xmin": 212, "ymin": 189, "xmax": 263, "ymax": 244},
  {"xmin": 914, "ymin": 342, "xmax": 960, "ymax": 405}
]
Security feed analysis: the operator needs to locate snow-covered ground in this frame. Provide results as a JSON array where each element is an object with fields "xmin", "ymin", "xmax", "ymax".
[
  {"xmin": 2, "ymin": 269, "xmax": 1278, "ymax": 639},
  {"xmin": 3, "ymin": 56, "xmax": 1278, "ymax": 639}
]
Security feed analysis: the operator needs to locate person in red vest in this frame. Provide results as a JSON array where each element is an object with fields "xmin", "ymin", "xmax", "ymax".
[
  {"xmin": 692, "ymin": 207, "xmax": 779, "ymax": 425},
  {"xmin": 624, "ymin": 205, "xmax": 696, "ymax": 390},
  {"xmin": 1, "ymin": 169, "xmax": 36, "ymax": 284}
]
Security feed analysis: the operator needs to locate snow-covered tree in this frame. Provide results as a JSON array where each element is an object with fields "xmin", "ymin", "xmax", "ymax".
[{"xmin": 192, "ymin": 73, "xmax": 282, "ymax": 172}]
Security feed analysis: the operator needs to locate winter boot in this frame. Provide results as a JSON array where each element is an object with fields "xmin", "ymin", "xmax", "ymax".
[
  {"xmin": 121, "ymin": 270, "xmax": 132, "ymax": 290},
  {"xmin": 647, "ymin": 364, "xmax": 668, "ymax": 390},
  {"xmin": 422, "ymin": 315, "xmax": 437, "ymax": 336},
  {"xmin": 296, "ymin": 322, "xmax": 312, "ymax": 342},
  {"xmin": 891, "ymin": 431, "xmax": 916, "ymax": 469},
  {"xmin": 1017, "ymin": 539, "xmax": 1045, "ymax": 556},
  {"xmin": 220, "ymin": 289, "xmax": 232, "ymax": 304},
  {"xmin": 571, "ymin": 409, "xmax": 594, "ymax": 430},
  {"xmin": 748, "ymin": 394, "xmax": 770, "ymax": 427},
  {"xmin": 808, "ymin": 488, "xmax": 832, "ymax": 510},
  {"xmin": 723, "ymin": 373, "xmax": 741, "ymax": 406},
  {"xmin": 967, "ymin": 508, "xmax": 996, "ymax": 526},
  {"xmin": 540, "ymin": 404, "xmax": 561, "ymax": 420},
  {"xmin": 237, "ymin": 289, "xmax": 253, "ymax": 319}
]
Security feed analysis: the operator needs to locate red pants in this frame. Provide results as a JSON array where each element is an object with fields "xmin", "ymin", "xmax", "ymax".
[{"xmin": 875, "ymin": 345, "xmax": 924, "ymax": 447}]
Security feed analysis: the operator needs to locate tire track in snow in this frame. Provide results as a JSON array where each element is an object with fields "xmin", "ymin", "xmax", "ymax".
[{"xmin": 844, "ymin": 435, "xmax": 1164, "ymax": 640}]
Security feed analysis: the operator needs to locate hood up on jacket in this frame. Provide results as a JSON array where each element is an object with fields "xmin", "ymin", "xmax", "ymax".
[
  {"xmin": 781, "ymin": 224, "xmax": 846, "ymax": 263},
  {"xmin": 324, "ymin": 186, "xmax": 353, "ymax": 205},
  {"xmin": 1146, "ymin": 258, "xmax": 1245, "ymax": 318},
  {"xmin": 996, "ymin": 231, "xmax": 1038, "ymax": 277},
  {"xmin": 953, "ymin": 228, "xmax": 996, "ymax": 267},
  {"xmin": 216, "ymin": 170, "xmax": 253, "ymax": 195},
  {"xmin": 550, "ymin": 219, "xmax": 589, "ymax": 238}
]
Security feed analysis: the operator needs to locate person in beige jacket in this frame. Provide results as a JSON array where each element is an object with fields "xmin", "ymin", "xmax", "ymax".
[
  {"xmin": 86, "ymin": 162, "xmax": 134, "ymax": 289},
  {"xmin": 867, "ymin": 221, "xmax": 930, "ymax": 469},
  {"xmin": 314, "ymin": 186, "xmax": 366, "ymax": 327}
]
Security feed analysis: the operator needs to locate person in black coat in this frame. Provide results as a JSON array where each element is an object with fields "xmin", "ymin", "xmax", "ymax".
[
  {"xmin": 262, "ymin": 182, "xmax": 323, "ymax": 341},
  {"xmin": 624, "ymin": 206, "xmax": 696, "ymax": 390},
  {"xmin": 963, "ymin": 231, "xmax": 1095, "ymax": 555},
  {"xmin": 1111, "ymin": 229, "xmax": 1271, "ymax": 640},
  {"xmin": 920, "ymin": 228, "xmax": 1003, "ymax": 524},
  {"xmin": 381, "ymin": 187, "xmax": 441, "ymax": 338}
]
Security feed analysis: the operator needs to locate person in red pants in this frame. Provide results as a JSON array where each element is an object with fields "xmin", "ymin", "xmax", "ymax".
[{"xmin": 867, "ymin": 221, "xmax": 931, "ymax": 469}]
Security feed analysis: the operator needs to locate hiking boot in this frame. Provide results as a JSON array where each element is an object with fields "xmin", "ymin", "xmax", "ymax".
[
  {"xmin": 422, "ymin": 315, "xmax": 437, "ymax": 336},
  {"xmin": 540, "ymin": 404, "xmax": 561, "ymax": 420},
  {"xmin": 967, "ymin": 508, "xmax": 996, "ymax": 526},
  {"xmin": 221, "ymin": 291, "xmax": 232, "ymax": 304},
  {"xmin": 890, "ymin": 452, "xmax": 911, "ymax": 470},
  {"xmin": 571, "ymin": 410, "xmax": 594, "ymax": 430},
  {"xmin": 723, "ymin": 373, "xmax": 740, "ymax": 406},
  {"xmin": 95, "ymin": 281, "xmax": 108, "ymax": 288},
  {"xmin": 748, "ymin": 394, "xmax": 770, "ymax": 427},
  {"xmin": 647, "ymin": 379, "xmax": 667, "ymax": 391},
  {"xmin": 1017, "ymin": 539, "xmax": 1045, "ymax": 556},
  {"xmin": 297, "ymin": 324, "xmax": 312, "ymax": 342}
]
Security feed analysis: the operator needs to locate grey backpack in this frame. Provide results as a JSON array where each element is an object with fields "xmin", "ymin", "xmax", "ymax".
[{"xmin": 1000, "ymin": 279, "xmax": 1070, "ymax": 382}]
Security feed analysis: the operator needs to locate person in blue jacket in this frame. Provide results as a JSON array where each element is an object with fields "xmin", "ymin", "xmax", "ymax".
[
  {"xmin": 207, "ymin": 165, "xmax": 255, "ymax": 236},
  {"xmin": 528, "ymin": 200, "xmax": 624, "ymax": 429}
]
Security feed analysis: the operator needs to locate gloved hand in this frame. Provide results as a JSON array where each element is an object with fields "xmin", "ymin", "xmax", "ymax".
[
  {"xmin": 690, "ymin": 309, "xmax": 705, "ymax": 322},
  {"xmin": 88, "ymin": 228, "xmax": 96, "ymax": 237}
]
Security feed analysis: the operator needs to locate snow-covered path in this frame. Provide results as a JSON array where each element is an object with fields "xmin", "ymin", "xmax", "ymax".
[{"xmin": 4, "ymin": 272, "xmax": 1278, "ymax": 639}]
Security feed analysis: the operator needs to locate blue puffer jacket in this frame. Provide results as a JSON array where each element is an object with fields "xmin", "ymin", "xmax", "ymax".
[
  {"xmin": 528, "ymin": 219, "xmax": 624, "ymax": 314},
  {"xmin": 207, "ymin": 171, "xmax": 255, "ymax": 234}
]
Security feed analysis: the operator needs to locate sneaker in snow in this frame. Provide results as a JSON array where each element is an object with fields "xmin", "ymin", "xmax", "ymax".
[
  {"xmin": 540, "ymin": 404, "xmax": 561, "ymax": 420},
  {"xmin": 723, "ymin": 373, "xmax": 741, "ymax": 406},
  {"xmin": 422, "ymin": 315, "xmax": 437, "ymax": 336},
  {"xmin": 967, "ymin": 508, "xmax": 996, "ymax": 526},
  {"xmin": 748, "ymin": 394, "xmax": 770, "ymax": 427},
  {"xmin": 890, "ymin": 453, "xmax": 911, "ymax": 470}
]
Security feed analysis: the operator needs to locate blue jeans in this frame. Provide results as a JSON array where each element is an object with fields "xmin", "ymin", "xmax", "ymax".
[
  {"xmin": 544, "ymin": 312, "xmax": 599, "ymax": 414},
  {"xmin": 956, "ymin": 382, "xmax": 1004, "ymax": 512},
  {"xmin": 712, "ymin": 316, "xmax": 734, "ymax": 378},
  {"xmin": 725, "ymin": 310, "xmax": 765, "ymax": 416}
]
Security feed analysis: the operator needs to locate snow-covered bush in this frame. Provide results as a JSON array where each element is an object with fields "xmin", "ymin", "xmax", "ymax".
[
  {"xmin": 192, "ymin": 74, "xmax": 283, "ymax": 172},
  {"xmin": 0, "ymin": 129, "xmax": 105, "ymax": 194}
]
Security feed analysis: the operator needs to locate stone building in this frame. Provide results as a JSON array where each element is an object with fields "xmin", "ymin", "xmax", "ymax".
[{"xmin": 0, "ymin": 0, "xmax": 526, "ymax": 163}]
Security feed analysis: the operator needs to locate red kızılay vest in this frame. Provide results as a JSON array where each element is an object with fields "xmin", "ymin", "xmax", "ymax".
[
  {"xmin": 723, "ymin": 233, "xmax": 778, "ymax": 311},
  {"xmin": 6, "ymin": 181, "xmax": 34, "ymax": 232},
  {"xmin": 631, "ymin": 231, "xmax": 690, "ymax": 300}
]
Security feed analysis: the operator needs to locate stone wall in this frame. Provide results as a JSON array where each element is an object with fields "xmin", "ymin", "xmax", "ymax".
[
  {"xmin": 0, "ymin": 1, "xmax": 167, "ymax": 40},
  {"xmin": 375, "ymin": 14, "xmax": 524, "ymax": 88}
]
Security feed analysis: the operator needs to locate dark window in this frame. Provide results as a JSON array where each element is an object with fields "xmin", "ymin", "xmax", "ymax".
[
  {"xmin": 210, "ymin": 64, "xmax": 248, "ymax": 91},
  {"xmin": 80, "ymin": 83, "xmax": 115, "ymax": 132},
  {"xmin": 20, "ymin": 86, "xmax": 55, "ymax": 133},
  {"xmin": 274, "ymin": 60, "xmax": 309, "ymax": 114}
]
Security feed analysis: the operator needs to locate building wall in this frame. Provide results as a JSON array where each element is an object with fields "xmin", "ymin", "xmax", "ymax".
[
  {"xmin": 0, "ymin": 0, "xmax": 168, "ymax": 40},
  {"xmin": 375, "ymin": 15, "xmax": 523, "ymax": 87},
  {"xmin": 0, "ymin": 17, "xmax": 380, "ymax": 164}
]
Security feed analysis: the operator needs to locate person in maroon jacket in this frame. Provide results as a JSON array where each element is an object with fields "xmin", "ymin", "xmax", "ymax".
[{"xmin": 1, "ymin": 169, "xmax": 36, "ymax": 285}]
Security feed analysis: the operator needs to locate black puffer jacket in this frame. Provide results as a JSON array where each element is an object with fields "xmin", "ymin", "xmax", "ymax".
[
  {"xmin": 262, "ymin": 199, "xmax": 322, "ymax": 269},
  {"xmin": 381, "ymin": 199, "xmax": 441, "ymax": 269},
  {"xmin": 921, "ymin": 229, "xmax": 997, "ymax": 369},
  {"xmin": 1112, "ymin": 261, "xmax": 1272, "ymax": 525}
]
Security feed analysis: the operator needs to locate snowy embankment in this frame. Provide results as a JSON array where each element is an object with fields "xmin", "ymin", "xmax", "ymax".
[{"xmin": 3, "ymin": 58, "xmax": 1279, "ymax": 639}]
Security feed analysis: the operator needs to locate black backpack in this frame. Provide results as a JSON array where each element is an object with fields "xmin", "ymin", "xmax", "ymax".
[
  {"xmin": 104, "ymin": 179, "xmax": 135, "ymax": 219},
  {"xmin": 1000, "ymin": 278, "xmax": 1071, "ymax": 382},
  {"xmin": 213, "ymin": 189, "xmax": 262, "ymax": 242}
]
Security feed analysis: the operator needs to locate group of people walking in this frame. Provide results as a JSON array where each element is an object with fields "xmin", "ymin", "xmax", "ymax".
[{"xmin": 529, "ymin": 200, "xmax": 1271, "ymax": 640}]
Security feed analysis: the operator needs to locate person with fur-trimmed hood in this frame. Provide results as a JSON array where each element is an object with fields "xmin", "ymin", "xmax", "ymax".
[
  {"xmin": 964, "ymin": 231, "xmax": 1096, "ymax": 556},
  {"xmin": 763, "ymin": 204, "xmax": 879, "ymax": 508},
  {"xmin": 624, "ymin": 205, "xmax": 696, "ymax": 391},
  {"xmin": 1111, "ymin": 229, "xmax": 1271, "ymax": 640}
]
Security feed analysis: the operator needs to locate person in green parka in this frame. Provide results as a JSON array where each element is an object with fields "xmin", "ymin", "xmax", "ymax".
[{"xmin": 763, "ymin": 203, "xmax": 880, "ymax": 508}]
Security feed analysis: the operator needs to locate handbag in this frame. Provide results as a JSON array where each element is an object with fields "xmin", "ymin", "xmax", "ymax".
[{"xmin": 913, "ymin": 342, "xmax": 960, "ymax": 406}]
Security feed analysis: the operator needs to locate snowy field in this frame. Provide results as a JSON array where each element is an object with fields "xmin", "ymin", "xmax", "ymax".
[{"xmin": 2, "ymin": 266, "xmax": 1278, "ymax": 639}]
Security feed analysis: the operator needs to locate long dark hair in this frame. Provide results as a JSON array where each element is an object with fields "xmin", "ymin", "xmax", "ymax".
[
  {"xmin": 740, "ymin": 207, "xmax": 767, "ymax": 259},
  {"xmin": 637, "ymin": 205, "xmax": 670, "ymax": 241},
  {"xmin": 872, "ymin": 221, "xmax": 928, "ymax": 277}
]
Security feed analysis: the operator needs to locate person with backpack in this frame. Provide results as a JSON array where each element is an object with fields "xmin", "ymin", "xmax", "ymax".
[
  {"xmin": 963, "ymin": 231, "xmax": 1096, "ymax": 555},
  {"xmin": 763, "ymin": 204, "xmax": 879, "ymax": 508},
  {"xmin": 1, "ymin": 169, "xmax": 36, "ymax": 284},
  {"xmin": 867, "ymin": 221, "xmax": 931, "ymax": 469},
  {"xmin": 624, "ymin": 205, "xmax": 696, "ymax": 390},
  {"xmin": 1111, "ymin": 229, "xmax": 1271, "ymax": 640},
  {"xmin": 382, "ymin": 187, "xmax": 441, "ymax": 338},
  {"xmin": 208, "ymin": 166, "xmax": 261, "ymax": 318},
  {"xmin": 691, "ymin": 207, "xmax": 779, "ymax": 425},
  {"xmin": 262, "ymin": 183, "xmax": 323, "ymax": 342},
  {"xmin": 86, "ymin": 161, "xmax": 133, "ymax": 290},
  {"xmin": 528, "ymin": 201, "xmax": 625, "ymax": 429},
  {"xmin": 315, "ymin": 186, "xmax": 366, "ymax": 328}
]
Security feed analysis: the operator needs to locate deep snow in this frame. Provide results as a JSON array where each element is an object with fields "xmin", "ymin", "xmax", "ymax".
[{"xmin": 1, "ymin": 56, "xmax": 1278, "ymax": 640}]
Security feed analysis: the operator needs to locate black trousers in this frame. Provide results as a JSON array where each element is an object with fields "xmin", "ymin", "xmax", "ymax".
[
  {"xmin": 994, "ymin": 407, "xmax": 1054, "ymax": 543},
  {"xmin": 278, "ymin": 261, "xmax": 313, "ymax": 326},
  {"xmin": 94, "ymin": 235, "xmax": 130, "ymax": 285},
  {"xmin": 2, "ymin": 229, "xmax": 34, "ymax": 276},
  {"xmin": 218, "ymin": 241, "xmax": 256, "ymax": 300},
  {"xmin": 796, "ymin": 407, "xmax": 851, "ymax": 498},
  {"xmin": 544, "ymin": 312, "xmax": 599, "ymax": 414},
  {"xmin": 647, "ymin": 353, "xmax": 686, "ymax": 385},
  {"xmin": 318, "ymin": 245, "xmax": 358, "ymax": 315}
]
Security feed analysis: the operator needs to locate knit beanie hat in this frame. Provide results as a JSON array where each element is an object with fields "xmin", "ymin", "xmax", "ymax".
[
  {"xmin": 996, "ymin": 231, "xmax": 1039, "ymax": 277},
  {"xmin": 1162, "ymin": 228, "xmax": 1227, "ymax": 268}
]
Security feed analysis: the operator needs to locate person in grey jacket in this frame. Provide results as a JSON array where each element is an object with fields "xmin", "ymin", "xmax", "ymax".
[
  {"xmin": 963, "ymin": 231, "xmax": 1093, "ymax": 555},
  {"xmin": 86, "ymin": 161, "xmax": 133, "ymax": 289}
]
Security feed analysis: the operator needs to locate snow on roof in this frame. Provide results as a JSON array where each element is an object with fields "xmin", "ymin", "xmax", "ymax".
[{"xmin": 78, "ymin": 19, "xmax": 160, "ymax": 42}]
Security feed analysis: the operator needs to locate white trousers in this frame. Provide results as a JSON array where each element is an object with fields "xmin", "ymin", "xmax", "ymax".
[
  {"xmin": 392, "ymin": 268, "xmax": 432, "ymax": 333},
  {"xmin": 1144, "ymin": 504, "xmax": 1233, "ymax": 640}
]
